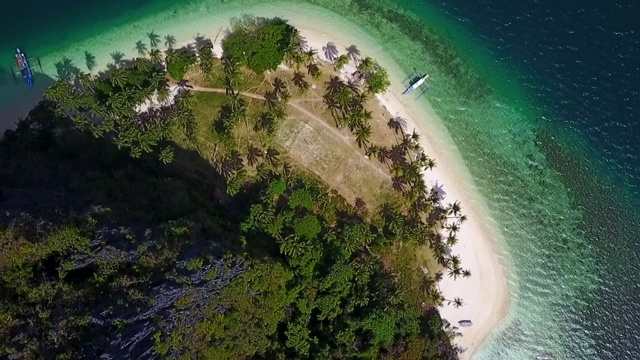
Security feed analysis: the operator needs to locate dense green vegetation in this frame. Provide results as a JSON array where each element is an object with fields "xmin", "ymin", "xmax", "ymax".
[
  {"xmin": 222, "ymin": 16, "xmax": 297, "ymax": 74},
  {"xmin": 166, "ymin": 48, "xmax": 197, "ymax": 81},
  {"xmin": 0, "ymin": 18, "xmax": 464, "ymax": 359}
]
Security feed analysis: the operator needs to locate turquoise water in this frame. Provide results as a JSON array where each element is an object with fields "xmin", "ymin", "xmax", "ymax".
[{"xmin": 1, "ymin": 0, "xmax": 638, "ymax": 358}]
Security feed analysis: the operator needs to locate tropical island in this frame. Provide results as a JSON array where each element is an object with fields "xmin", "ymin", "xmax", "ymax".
[{"xmin": 0, "ymin": 15, "xmax": 483, "ymax": 359}]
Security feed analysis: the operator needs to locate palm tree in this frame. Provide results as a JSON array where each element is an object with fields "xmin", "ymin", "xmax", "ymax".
[
  {"xmin": 376, "ymin": 146, "xmax": 391, "ymax": 165},
  {"xmin": 303, "ymin": 48, "xmax": 317, "ymax": 66},
  {"xmin": 84, "ymin": 51, "xmax": 97, "ymax": 72},
  {"xmin": 345, "ymin": 45, "xmax": 360, "ymax": 63},
  {"xmin": 357, "ymin": 57, "xmax": 375, "ymax": 76},
  {"xmin": 255, "ymin": 111, "xmax": 275, "ymax": 133},
  {"xmin": 448, "ymin": 201, "xmax": 462, "ymax": 217},
  {"xmin": 164, "ymin": 34, "xmax": 177, "ymax": 50},
  {"xmin": 76, "ymin": 71, "xmax": 93, "ymax": 91},
  {"xmin": 325, "ymin": 76, "xmax": 344, "ymax": 95},
  {"xmin": 135, "ymin": 57, "xmax": 152, "ymax": 73},
  {"xmin": 279, "ymin": 235, "xmax": 308, "ymax": 258},
  {"xmin": 307, "ymin": 63, "xmax": 320, "ymax": 78},
  {"xmin": 292, "ymin": 71, "xmax": 306, "ymax": 88},
  {"xmin": 135, "ymin": 40, "xmax": 148, "ymax": 56},
  {"xmin": 387, "ymin": 117, "xmax": 402, "ymax": 134},
  {"xmin": 265, "ymin": 147, "xmax": 280, "ymax": 166},
  {"xmin": 462, "ymin": 269, "xmax": 471, "ymax": 278},
  {"xmin": 255, "ymin": 162, "xmax": 271, "ymax": 181},
  {"xmin": 354, "ymin": 123, "xmax": 372, "ymax": 149},
  {"xmin": 109, "ymin": 68, "xmax": 128, "ymax": 87},
  {"xmin": 272, "ymin": 77, "xmax": 286, "ymax": 97},
  {"xmin": 365, "ymin": 144, "xmax": 380, "ymax": 158},
  {"xmin": 149, "ymin": 48, "xmax": 163, "ymax": 64},
  {"xmin": 246, "ymin": 145, "xmax": 263, "ymax": 166},
  {"xmin": 334, "ymin": 54, "xmax": 349, "ymax": 71},
  {"xmin": 148, "ymin": 31, "xmax": 161, "ymax": 48},
  {"xmin": 263, "ymin": 91, "xmax": 278, "ymax": 110},
  {"xmin": 448, "ymin": 265, "xmax": 463, "ymax": 280},
  {"xmin": 391, "ymin": 176, "xmax": 405, "ymax": 193},
  {"xmin": 447, "ymin": 297, "xmax": 464, "ymax": 308}
]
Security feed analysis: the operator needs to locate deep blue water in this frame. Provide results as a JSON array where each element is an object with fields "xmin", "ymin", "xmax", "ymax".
[
  {"xmin": 419, "ymin": 1, "xmax": 640, "ymax": 358},
  {"xmin": 1, "ymin": 0, "xmax": 639, "ymax": 358}
]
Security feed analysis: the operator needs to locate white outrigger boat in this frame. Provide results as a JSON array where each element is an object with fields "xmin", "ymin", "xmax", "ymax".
[{"xmin": 402, "ymin": 72, "xmax": 429, "ymax": 97}]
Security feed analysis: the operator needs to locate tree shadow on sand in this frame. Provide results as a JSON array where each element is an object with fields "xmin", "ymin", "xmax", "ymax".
[
  {"xmin": 322, "ymin": 42, "xmax": 339, "ymax": 62},
  {"xmin": 193, "ymin": 33, "xmax": 213, "ymax": 51},
  {"xmin": 345, "ymin": 44, "xmax": 360, "ymax": 63},
  {"xmin": 298, "ymin": 37, "xmax": 309, "ymax": 51},
  {"xmin": 84, "ymin": 51, "xmax": 97, "ymax": 72},
  {"xmin": 55, "ymin": 57, "xmax": 81, "ymax": 82},
  {"xmin": 110, "ymin": 51, "xmax": 125, "ymax": 67}
]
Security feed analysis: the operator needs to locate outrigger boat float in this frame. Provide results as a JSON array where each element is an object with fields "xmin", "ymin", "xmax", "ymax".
[
  {"xmin": 402, "ymin": 70, "xmax": 429, "ymax": 98},
  {"xmin": 9, "ymin": 48, "xmax": 42, "ymax": 89}
]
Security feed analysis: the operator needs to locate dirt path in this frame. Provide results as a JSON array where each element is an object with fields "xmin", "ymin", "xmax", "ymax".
[{"xmin": 190, "ymin": 86, "xmax": 391, "ymax": 180}]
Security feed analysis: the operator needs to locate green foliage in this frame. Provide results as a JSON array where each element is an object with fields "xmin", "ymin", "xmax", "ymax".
[
  {"xmin": 222, "ymin": 16, "xmax": 295, "ymax": 74},
  {"xmin": 293, "ymin": 215, "xmax": 321, "ymax": 241},
  {"xmin": 365, "ymin": 66, "xmax": 391, "ymax": 94},
  {"xmin": 43, "ymin": 54, "xmax": 193, "ymax": 161},
  {"xmin": 158, "ymin": 262, "xmax": 293, "ymax": 359},
  {"xmin": 167, "ymin": 49, "xmax": 196, "ymax": 81}
]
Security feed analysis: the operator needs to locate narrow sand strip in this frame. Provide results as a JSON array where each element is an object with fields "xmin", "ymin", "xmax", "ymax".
[{"xmin": 0, "ymin": 4, "xmax": 510, "ymax": 357}]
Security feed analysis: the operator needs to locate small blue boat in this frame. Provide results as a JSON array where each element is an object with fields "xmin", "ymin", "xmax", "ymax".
[{"xmin": 10, "ymin": 48, "xmax": 42, "ymax": 89}]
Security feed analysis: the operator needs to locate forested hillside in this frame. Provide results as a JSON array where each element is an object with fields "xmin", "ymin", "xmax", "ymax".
[{"xmin": 0, "ymin": 16, "xmax": 461, "ymax": 360}]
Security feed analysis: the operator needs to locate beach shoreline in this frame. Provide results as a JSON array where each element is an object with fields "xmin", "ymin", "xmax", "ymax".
[
  {"xmin": 0, "ymin": 3, "xmax": 511, "ymax": 357},
  {"xmin": 267, "ymin": 11, "xmax": 512, "ymax": 357}
]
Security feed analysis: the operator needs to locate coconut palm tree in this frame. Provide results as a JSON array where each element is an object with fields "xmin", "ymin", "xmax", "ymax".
[
  {"xmin": 334, "ymin": 54, "xmax": 349, "ymax": 71},
  {"xmin": 109, "ymin": 68, "xmax": 128, "ymax": 88},
  {"xmin": 387, "ymin": 117, "xmax": 402, "ymax": 134},
  {"xmin": 391, "ymin": 176, "xmax": 405, "ymax": 193},
  {"xmin": 246, "ymin": 144, "xmax": 263, "ymax": 166},
  {"xmin": 376, "ymin": 146, "xmax": 391, "ymax": 165},
  {"xmin": 254, "ymin": 112, "xmax": 275, "ymax": 133},
  {"xmin": 448, "ymin": 266, "xmax": 463, "ymax": 280},
  {"xmin": 307, "ymin": 63, "xmax": 320, "ymax": 78},
  {"xmin": 355, "ymin": 123, "xmax": 372, "ymax": 149},
  {"xmin": 164, "ymin": 34, "xmax": 177, "ymax": 50},
  {"xmin": 76, "ymin": 71, "xmax": 93, "ymax": 91},
  {"xmin": 135, "ymin": 40, "xmax": 148, "ymax": 56},
  {"xmin": 448, "ymin": 201, "xmax": 463, "ymax": 217},
  {"xmin": 357, "ymin": 57, "xmax": 376, "ymax": 76},
  {"xmin": 149, "ymin": 48, "xmax": 163, "ymax": 64},
  {"xmin": 303, "ymin": 48, "xmax": 317, "ymax": 66},
  {"xmin": 272, "ymin": 77, "xmax": 286, "ymax": 97},
  {"xmin": 325, "ymin": 75, "xmax": 344, "ymax": 95},
  {"xmin": 265, "ymin": 147, "xmax": 280, "ymax": 166},
  {"xmin": 255, "ymin": 162, "xmax": 271, "ymax": 181},
  {"xmin": 148, "ymin": 31, "xmax": 161, "ymax": 48},
  {"xmin": 264, "ymin": 91, "xmax": 279, "ymax": 110},
  {"xmin": 279, "ymin": 235, "xmax": 309, "ymax": 258},
  {"xmin": 84, "ymin": 51, "xmax": 97, "ymax": 72},
  {"xmin": 447, "ymin": 297, "xmax": 464, "ymax": 308}
]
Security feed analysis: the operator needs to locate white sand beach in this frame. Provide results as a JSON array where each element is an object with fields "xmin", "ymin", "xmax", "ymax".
[
  {"xmin": 0, "ymin": 3, "xmax": 510, "ymax": 357},
  {"xmin": 291, "ymin": 19, "xmax": 511, "ymax": 358}
]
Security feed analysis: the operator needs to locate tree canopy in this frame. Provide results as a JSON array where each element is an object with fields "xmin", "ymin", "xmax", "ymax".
[{"xmin": 222, "ymin": 16, "xmax": 296, "ymax": 74}]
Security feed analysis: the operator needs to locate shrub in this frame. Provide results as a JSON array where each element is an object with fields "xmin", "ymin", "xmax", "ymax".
[
  {"xmin": 167, "ymin": 49, "xmax": 196, "ymax": 81},
  {"xmin": 222, "ymin": 16, "xmax": 295, "ymax": 74}
]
